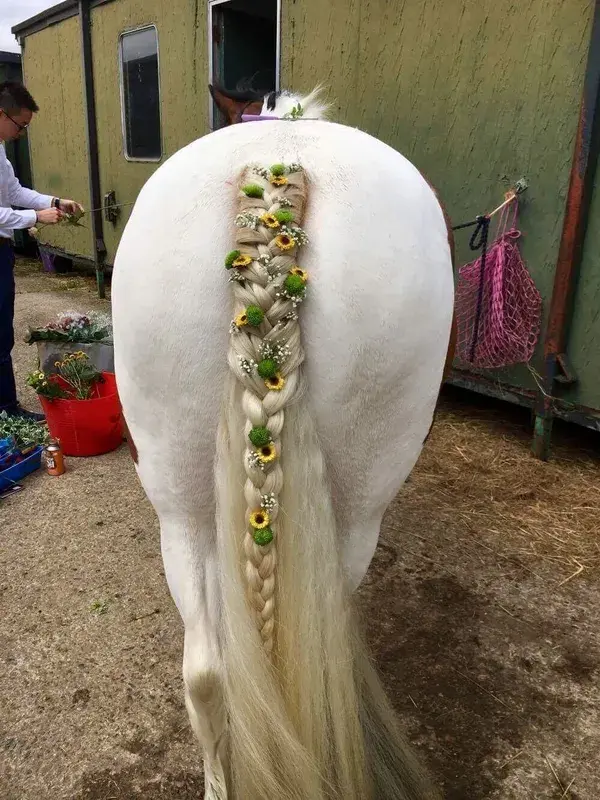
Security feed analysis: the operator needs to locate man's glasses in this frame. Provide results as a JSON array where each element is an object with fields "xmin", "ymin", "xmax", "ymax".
[{"xmin": 2, "ymin": 110, "xmax": 28, "ymax": 132}]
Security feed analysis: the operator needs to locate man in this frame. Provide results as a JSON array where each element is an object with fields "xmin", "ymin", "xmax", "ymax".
[{"xmin": 0, "ymin": 81, "xmax": 83, "ymax": 421}]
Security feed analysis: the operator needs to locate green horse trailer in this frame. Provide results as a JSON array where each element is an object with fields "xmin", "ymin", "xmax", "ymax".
[{"xmin": 11, "ymin": 0, "xmax": 600, "ymax": 458}]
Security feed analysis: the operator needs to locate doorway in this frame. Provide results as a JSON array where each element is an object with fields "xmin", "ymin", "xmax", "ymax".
[{"xmin": 209, "ymin": 0, "xmax": 280, "ymax": 128}]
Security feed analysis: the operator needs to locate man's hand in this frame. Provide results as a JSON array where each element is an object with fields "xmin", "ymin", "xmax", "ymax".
[
  {"xmin": 36, "ymin": 208, "xmax": 63, "ymax": 224},
  {"xmin": 58, "ymin": 199, "xmax": 84, "ymax": 216}
]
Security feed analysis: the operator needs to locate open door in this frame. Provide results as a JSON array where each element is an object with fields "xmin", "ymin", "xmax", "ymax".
[{"xmin": 209, "ymin": 0, "xmax": 279, "ymax": 129}]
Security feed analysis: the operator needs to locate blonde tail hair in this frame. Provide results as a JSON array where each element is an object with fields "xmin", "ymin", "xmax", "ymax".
[{"xmin": 215, "ymin": 162, "xmax": 439, "ymax": 799}]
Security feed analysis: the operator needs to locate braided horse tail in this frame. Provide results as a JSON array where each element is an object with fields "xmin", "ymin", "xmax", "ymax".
[
  {"xmin": 214, "ymin": 162, "xmax": 439, "ymax": 799},
  {"xmin": 226, "ymin": 163, "xmax": 308, "ymax": 653}
]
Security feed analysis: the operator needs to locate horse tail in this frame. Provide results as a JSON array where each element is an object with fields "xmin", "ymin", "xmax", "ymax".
[{"xmin": 215, "ymin": 162, "xmax": 439, "ymax": 799}]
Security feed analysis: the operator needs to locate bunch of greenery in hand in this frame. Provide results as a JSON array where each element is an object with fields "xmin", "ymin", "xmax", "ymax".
[{"xmin": 29, "ymin": 199, "xmax": 85, "ymax": 238}]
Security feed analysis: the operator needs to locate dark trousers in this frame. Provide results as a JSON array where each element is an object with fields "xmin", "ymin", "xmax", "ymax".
[{"xmin": 0, "ymin": 243, "xmax": 17, "ymax": 412}]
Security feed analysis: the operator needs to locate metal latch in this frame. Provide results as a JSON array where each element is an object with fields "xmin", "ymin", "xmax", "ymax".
[
  {"xmin": 555, "ymin": 353, "xmax": 577, "ymax": 385},
  {"xmin": 103, "ymin": 190, "xmax": 119, "ymax": 224}
]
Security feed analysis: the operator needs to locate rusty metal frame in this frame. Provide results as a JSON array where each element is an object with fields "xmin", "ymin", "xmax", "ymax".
[
  {"xmin": 531, "ymin": 0, "xmax": 600, "ymax": 459},
  {"xmin": 450, "ymin": 368, "xmax": 600, "ymax": 435}
]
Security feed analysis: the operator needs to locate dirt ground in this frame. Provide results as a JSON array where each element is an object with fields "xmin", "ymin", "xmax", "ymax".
[{"xmin": 1, "ymin": 258, "xmax": 599, "ymax": 799}]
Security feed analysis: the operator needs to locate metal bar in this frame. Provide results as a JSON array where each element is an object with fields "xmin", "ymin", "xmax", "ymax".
[
  {"xmin": 78, "ymin": 0, "xmax": 107, "ymax": 299},
  {"xmin": 449, "ymin": 368, "xmax": 600, "ymax": 434},
  {"xmin": 532, "ymin": 0, "xmax": 600, "ymax": 460},
  {"xmin": 487, "ymin": 192, "xmax": 516, "ymax": 219},
  {"xmin": 449, "ymin": 368, "xmax": 536, "ymax": 404}
]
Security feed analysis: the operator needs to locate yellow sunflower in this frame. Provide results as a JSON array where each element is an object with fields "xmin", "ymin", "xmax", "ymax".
[
  {"xmin": 260, "ymin": 213, "xmax": 280, "ymax": 229},
  {"xmin": 234, "ymin": 312, "xmax": 248, "ymax": 327},
  {"xmin": 274, "ymin": 234, "xmax": 295, "ymax": 252},
  {"xmin": 270, "ymin": 175, "xmax": 288, "ymax": 186},
  {"xmin": 232, "ymin": 254, "xmax": 253, "ymax": 269},
  {"xmin": 290, "ymin": 267, "xmax": 308, "ymax": 281},
  {"xmin": 265, "ymin": 373, "xmax": 285, "ymax": 391},
  {"xmin": 249, "ymin": 510, "xmax": 270, "ymax": 529},
  {"xmin": 256, "ymin": 443, "xmax": 277, "ymax": 463}
]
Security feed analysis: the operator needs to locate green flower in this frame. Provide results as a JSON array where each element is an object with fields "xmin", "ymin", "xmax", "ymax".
[
  {"xmin": 249, "ymin": 426, "xmax": 271, "ymax": 447},
  {"xmin": 253, "ymin": 526, "xmax": 274, "ymax": 546},
  {"xmin": 284, "ymin": 273, "xmax": 306, "ymax": 296},
  {"xmin": 274, "ymin": 209, "xmax": 293, "ymax": 224},
  {"xmin": 270, "ymin": 164, "xmax": 286, "ymax": 177},
  {"xmin": 225, "ymin": 250, "xmax": 241, "ymax": 269},
  {"xmin": 246, "ymin": 305, "xmax": 264, "ymax": 326},
  {"xmin": 257, "ymin": 359, "xmax": 277, "ymax": 379},
  {"xmin": 242, "ymin": 183, "xmax": 264, "ymax": 199}
]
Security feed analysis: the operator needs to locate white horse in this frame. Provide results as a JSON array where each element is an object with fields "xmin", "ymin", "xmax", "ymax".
[{"xmin": 112, "ymin": 88, "xmax": 454, "ymax": 800}]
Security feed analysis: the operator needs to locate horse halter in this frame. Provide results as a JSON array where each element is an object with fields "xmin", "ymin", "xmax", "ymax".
[
  {"xmin": 237, "ymin": 100, "xmax": 262, "ymax": 123},
  {"xmin": 241, "ymin": 114, "xmax": 279, "ymax": 122}
]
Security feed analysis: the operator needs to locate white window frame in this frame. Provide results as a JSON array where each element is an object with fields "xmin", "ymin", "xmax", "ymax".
[
  {"xmin": 118, "ymin": 23, "xmax": 163, "ymax": 163},
  {"xmin": 207, "ymin": 0, "xmax": 281, "ymax": 130}
]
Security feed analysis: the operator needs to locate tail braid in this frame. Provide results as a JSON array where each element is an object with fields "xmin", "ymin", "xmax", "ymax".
[{"xmin": 225, "ymin": 163, "xmax": 309, "ymax": 652}]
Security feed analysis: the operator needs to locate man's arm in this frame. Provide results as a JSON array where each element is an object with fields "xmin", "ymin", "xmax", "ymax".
[
  {"xmin": 0, "ymin": 205, "xmax": 37, "ymax": 230},
  {"xmin": 5, "ymin": 155, "xmax": 53, "ymax": 211}
]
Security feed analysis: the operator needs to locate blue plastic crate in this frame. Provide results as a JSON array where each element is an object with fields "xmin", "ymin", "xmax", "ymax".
[{"xmin": 0, "ymin": 446, "xmax": 43, "ymax": 492}]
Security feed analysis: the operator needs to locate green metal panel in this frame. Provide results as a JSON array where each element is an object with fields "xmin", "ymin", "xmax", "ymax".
[
  {"xmin": 281, "ymin": 0, "xmax": 361, "ymax": 122},
  {"xmin": 90, "ymin": 0, "xmax": 209, "ymax": 263},
  {"xmin": 20, "ymin": 18, "xmax": 93, "ymax": 259},
  {"xmin": 282, "ymin": 0, "xmax": 593, "ymax": 399}
]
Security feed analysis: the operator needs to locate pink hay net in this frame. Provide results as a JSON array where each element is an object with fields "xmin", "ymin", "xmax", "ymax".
[{"xmin": 455, "ymin": 200, "xmax": 542, "ymax": 369}]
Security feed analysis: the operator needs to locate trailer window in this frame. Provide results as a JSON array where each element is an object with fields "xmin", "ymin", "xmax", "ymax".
[{"xmin": 119, "ymin": 26, "xmax": 162, "ymax": 161}]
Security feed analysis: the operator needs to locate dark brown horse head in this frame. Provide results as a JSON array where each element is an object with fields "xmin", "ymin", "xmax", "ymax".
[{"xmin": 209, "ymin": 84, "xmax": 266, "ymax": 126}]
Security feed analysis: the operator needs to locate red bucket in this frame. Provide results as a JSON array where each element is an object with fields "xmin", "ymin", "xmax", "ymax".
[{"xmin": 40, "ymin": 372, "xmax": 123, "ymax": 457}]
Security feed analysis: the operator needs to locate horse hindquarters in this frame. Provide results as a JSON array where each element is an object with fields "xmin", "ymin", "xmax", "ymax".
[{"xmin": 113, "ymin": 118, "xmax": 452, "ymax": 799}]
